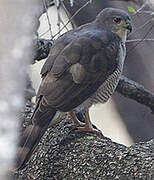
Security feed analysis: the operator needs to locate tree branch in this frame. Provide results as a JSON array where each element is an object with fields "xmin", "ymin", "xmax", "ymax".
[
  {"xmin": 33, "ymin": 38, "xmax": 53, "ymax": 63},
  {"xmin": 109, "ymin": 0, "xmax": 145, "ymax": 5},
  {"xmin": 47, "ymin": 0, "xmax": 146, "ymax": 7},
  {"xmin": 14, "ymin": 102, "xmax": 154, "ymax": 179},
  {"xmin": 117, "ymin": 76, "xmax": 154, "ymax": 113}
]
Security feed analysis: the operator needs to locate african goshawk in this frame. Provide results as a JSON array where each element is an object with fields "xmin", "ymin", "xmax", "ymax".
[{"xmin": 15, "ymin": 8, "xmax": 132, "ymax": 170}]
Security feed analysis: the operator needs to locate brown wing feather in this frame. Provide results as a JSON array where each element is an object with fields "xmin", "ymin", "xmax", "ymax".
[
  {"xmin": 38, "ymin": 30, "xmax": 120, "ymax": 112},
  {"xmin": 40, "ymin": 34, "xmax": 69, "ymax": 77}
]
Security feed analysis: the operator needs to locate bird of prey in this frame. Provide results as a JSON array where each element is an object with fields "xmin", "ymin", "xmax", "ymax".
[{"xmin": 15, "ymin": 8, "xmax": 132, "ymax": 170}]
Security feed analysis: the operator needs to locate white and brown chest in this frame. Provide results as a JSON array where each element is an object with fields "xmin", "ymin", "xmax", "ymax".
[{"xmin": 75, "ymin": 42, "xmax": 126, "ymax": 111}]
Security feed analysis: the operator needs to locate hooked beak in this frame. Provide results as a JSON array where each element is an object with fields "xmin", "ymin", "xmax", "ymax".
[{"xmin": 124, "ymin": 22, "xmax": 132, "ymax": 33}]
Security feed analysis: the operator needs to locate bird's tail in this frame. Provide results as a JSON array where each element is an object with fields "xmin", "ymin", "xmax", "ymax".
[{"xmin": 14, "ymin": 97, "xmax": 57, "ymax": 171}]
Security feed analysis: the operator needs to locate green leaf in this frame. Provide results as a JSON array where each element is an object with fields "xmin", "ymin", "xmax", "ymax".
[
  {"xmin": 128, "ymin": 6, "xmax": 136, "ymax": 13},
  {"xmin": 87, "ymin": 136, "xmax": 95, "ymax": 140}
]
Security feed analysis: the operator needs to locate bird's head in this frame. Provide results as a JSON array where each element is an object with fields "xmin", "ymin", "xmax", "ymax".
[{"xmin": 95, "ymin": 8, "xmax": 132, "ymax": 42}]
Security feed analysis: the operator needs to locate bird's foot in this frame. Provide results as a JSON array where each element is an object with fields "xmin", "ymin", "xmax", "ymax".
[
  {"xmin": 70, "ymin": 125, "xmax": 103, "ymax": 136},
  {"xmin": 64, "ymin": 121, "xmax": 85, "ymax": 131}
]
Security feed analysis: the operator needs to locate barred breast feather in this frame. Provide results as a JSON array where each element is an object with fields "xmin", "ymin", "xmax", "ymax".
[
  {"xmin": 75, "ymin": 42, "xmax": 126, "ymax": 111},
  {"xmin": 92, "ymin": 64, "xmax": 122, "ymax": 104},
  {"xmin": 92, "ymin": 42, "xmax": 125, "ymax": 104}
]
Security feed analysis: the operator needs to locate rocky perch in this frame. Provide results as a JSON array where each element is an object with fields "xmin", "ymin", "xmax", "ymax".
[{"xmin": 15, "ymin": 102, "xmax": 154, "ymax": 180}]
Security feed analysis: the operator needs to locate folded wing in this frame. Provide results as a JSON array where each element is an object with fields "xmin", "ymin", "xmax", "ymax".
[{"xmin": 38, "ymin": 30, "xmax": 119, "ymax": 112}]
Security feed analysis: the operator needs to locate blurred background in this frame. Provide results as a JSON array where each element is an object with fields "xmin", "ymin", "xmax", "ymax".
[{"xmin": 29, "ymin": 0, "xmax": 154, "ymax": 146}]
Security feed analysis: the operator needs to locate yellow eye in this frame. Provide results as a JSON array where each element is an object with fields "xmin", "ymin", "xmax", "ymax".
[{"xmin": 113, "ymin": 17, "xmax": 122, "ymax": 24}]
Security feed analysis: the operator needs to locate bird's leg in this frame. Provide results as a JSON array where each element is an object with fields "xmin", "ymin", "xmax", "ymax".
[
  {"xmin": 69, "ymin": 110, "xmax": 85, "ymax": 127},
  {"xmin": 64, "ymin": 110, "xmax": 85, "ymax": 131},
  {"xmin": 75, "ymin": 108, "xmax": 103, "ymax": 136}
]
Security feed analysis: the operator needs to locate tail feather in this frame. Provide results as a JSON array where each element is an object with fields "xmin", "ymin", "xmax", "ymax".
[{"xmin": 15, "ymin": 99, "xmax": 57, "ymax": 171}]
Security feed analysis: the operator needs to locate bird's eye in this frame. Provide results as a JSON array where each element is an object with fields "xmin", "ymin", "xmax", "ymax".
[{"xmin": 113, "ymin": 17, "xmax": 122, "ymax": 24}]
